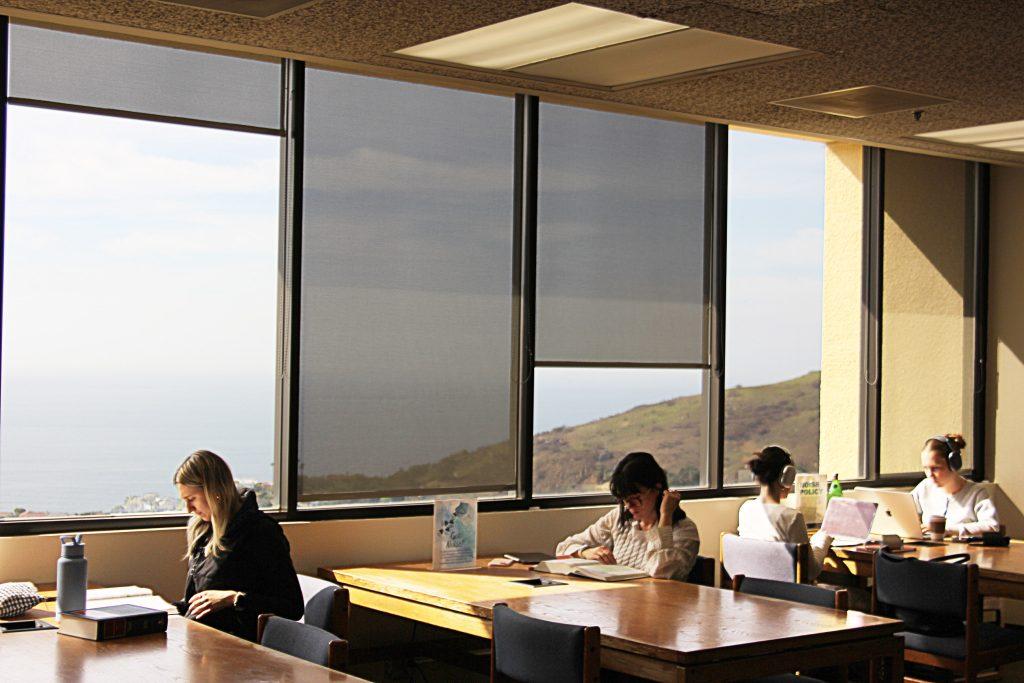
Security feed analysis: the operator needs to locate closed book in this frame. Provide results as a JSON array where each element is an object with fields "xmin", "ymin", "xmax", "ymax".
[{"xmin": 58, "ymin": 603, "xmax": 168, "ymax": 641}]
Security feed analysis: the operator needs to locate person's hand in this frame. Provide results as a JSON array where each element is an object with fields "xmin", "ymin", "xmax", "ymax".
[
  {"xmin": 921, "ymin": 524, "xmax": 931, "ymax": 536},
  {"xmin": 659, "ymin": 489, "xmax": 682, "ymax": 527},
  {"xmin": 580, "ymin": 546, "xmax": 616, "ymax": 564},
  {"xmin": 186, "ymin": 590, "xmax": 238, "ymax": 620}
]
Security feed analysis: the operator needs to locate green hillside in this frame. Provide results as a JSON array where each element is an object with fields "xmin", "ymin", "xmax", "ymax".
[{"xmin": 301, "ymin": 371, "xmax": 821, "ymax": 498}]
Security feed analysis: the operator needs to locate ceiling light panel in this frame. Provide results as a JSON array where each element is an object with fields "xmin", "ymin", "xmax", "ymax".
[
  {"xmin": 917, "ymin": 120, "xmax": 1024, "ymax": 145},
  {"xmin": 155, "ymin": 0, "xmax": 318, "ymax": 18},
  {"xmin": 514, "ymin": 27, "xmax": 800, "ymax": 88},
  {"xmin": 395, "ymin": 3, "xmax": 683, "ymax": 70}
]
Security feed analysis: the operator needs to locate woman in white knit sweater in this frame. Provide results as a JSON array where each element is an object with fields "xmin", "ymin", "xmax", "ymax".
[
  {"xmin": 555, "ymin": 452, "xmax": 700, "ymax": 581},
  {"xmin": 737, "ymin": 445, "xmax": 832, "ymax": 581},
  {"xmin": 913, "ymin": 433, "xmax": 999, "ymax": 537}
]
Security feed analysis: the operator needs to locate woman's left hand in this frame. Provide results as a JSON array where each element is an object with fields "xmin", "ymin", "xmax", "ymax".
[
  {"xmin": 659, "ymin": 489, "xmax": 682, "ymax": 527},
  {"xmin": 186, "ymin": 590, "xmax": 238, "ymax": 620}
]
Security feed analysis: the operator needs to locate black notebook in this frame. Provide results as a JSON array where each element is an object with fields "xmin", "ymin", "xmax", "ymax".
[{"xmin": 58, "ymin": 603, "xmax": 168, "ymax": 641}]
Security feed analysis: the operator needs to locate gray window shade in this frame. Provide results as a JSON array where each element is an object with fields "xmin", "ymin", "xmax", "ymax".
[
  {"xmin": 536, "ymin": 104, "xmax": 707, "ymax": 364},
  {"xmin": 298, "ymin": 68, "xmax": 516, "ymax": 502},
  {"xmin": 9, "ymin": 25, "xmax": 281, "ymax": 131}
]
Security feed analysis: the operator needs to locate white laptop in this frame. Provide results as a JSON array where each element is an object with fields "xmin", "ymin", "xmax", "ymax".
[
  {"xmin": 821, "ymin": 497, "xmax": 878, "ymax": 547},
  {"xmin": 847, "ymin": 487, "xmax": 924, "ymax": 540}
]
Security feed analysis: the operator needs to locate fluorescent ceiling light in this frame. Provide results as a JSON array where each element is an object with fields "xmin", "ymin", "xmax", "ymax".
[
  {"xmin": 917, "ymin": 119, "xmax": 1024, "ymax": 146},
  {"xmin": 978, "ymin": 138, "xmax": 1024, "ymax": 152},
  {"xmin": 773, "ymin": 86, "xmax": 952, "ymax": 119},
  {"xmin": 395, "ymin": 3, "xmax": 683, "ymax": 70}
]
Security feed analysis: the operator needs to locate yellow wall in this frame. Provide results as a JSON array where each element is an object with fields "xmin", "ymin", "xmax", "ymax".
[
  {"xmin": 0, "ymin": 498, "xmax": 747, "ymax": 599},
  {"xmin": 879, "ymin": 151, "xmax": 969, "ymax": 474},
  {"xmin": 988, "ymin": 165, "xmax": 1024, "ymax": 537},
  {"xmin": 819, "ymin": 142, "xmax": 864, "ymax": 480}
]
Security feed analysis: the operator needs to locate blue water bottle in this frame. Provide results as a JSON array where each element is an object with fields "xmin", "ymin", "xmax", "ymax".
[{"xmin": 57, "ymin": 534, "xmax": 88, "ymax": 614}]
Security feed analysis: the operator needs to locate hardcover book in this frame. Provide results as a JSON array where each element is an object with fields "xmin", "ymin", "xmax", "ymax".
[{"xmin": 58, "ymin": 603, "xmax": 168, "ymax": 641}]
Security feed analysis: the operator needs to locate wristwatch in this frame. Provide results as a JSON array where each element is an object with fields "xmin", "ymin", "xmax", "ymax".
[{"xmin": 233, "ymin": 592, "xmax": 248, "ymax": 611}]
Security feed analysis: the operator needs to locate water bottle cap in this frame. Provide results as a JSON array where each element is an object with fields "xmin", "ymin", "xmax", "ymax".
[{"xmin": 60, "ymin": 534, "xmax": 85, "ymax": 558}]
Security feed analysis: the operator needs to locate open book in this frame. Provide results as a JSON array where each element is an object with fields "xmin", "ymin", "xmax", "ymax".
[
  {"xmin": 533, "ymin": 558, "xmax": 647, "ymax": 582},
  {"xmin": 85, "ymin": 586, "xmax": 177, "ymax": 614}
]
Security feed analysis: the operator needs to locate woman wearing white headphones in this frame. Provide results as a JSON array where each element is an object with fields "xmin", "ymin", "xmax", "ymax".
[
  {"xmin": 912, "ymin": 433, "xmax": 999, "ymax": 538},
  {"xmin": 737, "ymin": 445, "xmax": 832, "ymax": 581}
]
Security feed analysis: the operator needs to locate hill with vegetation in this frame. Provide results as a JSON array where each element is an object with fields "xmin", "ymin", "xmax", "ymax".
[{"xmin": 300, "ymin": 371, "xmax": 821, "ymax": 499}]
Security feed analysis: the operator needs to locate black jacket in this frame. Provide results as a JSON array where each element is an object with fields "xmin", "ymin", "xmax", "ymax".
[{"xmin": 176, "ymin": 489, "xmax": 303, "ymax": 641}]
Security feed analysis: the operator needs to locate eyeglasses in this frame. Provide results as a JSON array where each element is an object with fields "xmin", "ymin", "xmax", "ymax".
[{"xmin": 618, "ymin": 493, "xmax": 644, "ymax": 507}]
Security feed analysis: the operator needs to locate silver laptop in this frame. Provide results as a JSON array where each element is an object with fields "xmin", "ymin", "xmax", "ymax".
[
  {"xmin": 848, "ymin": 487, "xmax": 924, "ymax": 540},
  {"xmin": 821, "ymin": 497, "xmax": 878, "ymax": 547}
]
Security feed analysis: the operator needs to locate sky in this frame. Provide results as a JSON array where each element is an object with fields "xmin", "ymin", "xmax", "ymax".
[{"xmin": 0, "ymin": 79, "xmax": 825, "ymax": 508}]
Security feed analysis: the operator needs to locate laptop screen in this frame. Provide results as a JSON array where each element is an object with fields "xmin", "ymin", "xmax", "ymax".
[{"xmin": 822, "ymin": 497, "xmax": 878, "ymax": 540}]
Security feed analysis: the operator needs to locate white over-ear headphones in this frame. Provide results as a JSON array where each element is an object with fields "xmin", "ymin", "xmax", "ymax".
[{"xmin": 779, "ymin": 464, "xmax": 797, "ymax": 488}]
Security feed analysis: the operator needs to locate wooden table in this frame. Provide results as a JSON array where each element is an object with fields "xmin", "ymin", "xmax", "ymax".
[
  {"xmin": 827, "ymin": 540, "xmax": 1024, "ymax": 599},
  {"xmin": 1, "ymin": 592, "xmax": 367, "ymax": 682},
  {"xmin": 320, "ymin": 560, "xmax": 904, "ymax": 682}
]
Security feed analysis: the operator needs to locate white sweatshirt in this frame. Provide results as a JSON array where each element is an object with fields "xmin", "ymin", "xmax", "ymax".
[
  {"xmin": 911, "ymin": 478, "xmax": 999, "ymax": 536},
  {"xmin": 737, "ymin": 499, "xmax": 832, "ymax": 581},
  {"xmin": 555, "ymin": 508, "xmax": 700, "ymax": 581}
]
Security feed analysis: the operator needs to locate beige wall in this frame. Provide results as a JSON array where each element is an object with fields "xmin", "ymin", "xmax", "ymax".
[
  {"xmin": 819, "ymin": 142, "xmax": 864, "ymax": 480},
  {"xmin": 988, "ymin": 165, "xmax": 1024, "ymax": 538},
  {"xmin": 879, "ymin": 151, "xmax": 970, "ymax": 474},
  {"xmin": 0, "ymin": 498, "xmax": 747, "ymax": 598}
]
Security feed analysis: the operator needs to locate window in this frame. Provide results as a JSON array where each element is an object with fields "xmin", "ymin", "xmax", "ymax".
[
  {"xmin": 723, "ymin": 131, "xmax": 827, "ymax": 484},
  {"xmin": 1, "ymin": 26, "xmax": 281, "ymax": 519},
  {"xmin": 532, "ymin": 104, "xmax": 708, "ymax": 496},
  {"xmin": 296, "ymin": 69, "xmax": 517, "ymax": 506},
  {"xmin": 879, "ymin": 152, "xmax": 973, "ymax": 474}
]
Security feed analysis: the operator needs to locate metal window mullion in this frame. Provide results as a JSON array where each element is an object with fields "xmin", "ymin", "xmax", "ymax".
[
  {"xmin": 282, "ymin": 60, "xmax": 305, "ymax": 517},
  {"xmin": 862, "ymin": 147, "xmax": 884, "ymax": 480},
  {"xmin": 969, "ymin": 162, "xmax": 990, "ymax": 482},
  {"xmin": 516, "ymin": 94, "xmax": 539, "ymax": 506},
  {"xmin": 0, "ymin": 17, "xmax": 8, "ymax": 475},
  {"xmin": 706, "ymin": 123, "xmax": 728, "ymax": 492}
]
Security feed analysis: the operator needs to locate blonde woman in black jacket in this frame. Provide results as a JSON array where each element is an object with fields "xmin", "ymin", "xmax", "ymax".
[{"xmin": 174, "ymin": 450, "xmax": 303, "ymax": 641}]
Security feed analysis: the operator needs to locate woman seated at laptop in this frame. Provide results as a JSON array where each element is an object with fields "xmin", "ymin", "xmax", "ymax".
[
  {"xmin": 913, "ymin": 433, "xmax": 999, "ymax": 537},
  {"xmin": 555, "ymin": 452, "xmax": 700, "ymax": 580},
  {"xmin": 737, "ymin": 445, "xmax": 832, "ymax": 581},
  {"xmin": 173, "ymin": 450, "xmax": 303, "ymax": 641}
]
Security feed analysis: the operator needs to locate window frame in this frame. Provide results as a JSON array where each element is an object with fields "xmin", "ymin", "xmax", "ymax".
[{"xmin": 0, "ymin": 20, "xmax": 992, "ymax": 536}]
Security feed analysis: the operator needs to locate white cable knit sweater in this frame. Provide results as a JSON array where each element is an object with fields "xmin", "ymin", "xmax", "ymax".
[{"xmin": 555, "ymin": 509, "xmax": 700, "ymax": 580}]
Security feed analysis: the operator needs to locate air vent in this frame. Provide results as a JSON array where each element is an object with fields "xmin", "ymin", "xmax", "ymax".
[
  {"xmin": 154, "ymin": 1, "xmax": 319, "ymax": 19},
  {"xmin": 772, "ymin": 85, "xmax": 952, "ymax": 118}
]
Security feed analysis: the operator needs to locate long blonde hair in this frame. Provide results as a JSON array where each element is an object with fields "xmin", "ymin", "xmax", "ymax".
[{"xmin": 174, "ymin": 450, "xmax": 242, "ymax": 559}]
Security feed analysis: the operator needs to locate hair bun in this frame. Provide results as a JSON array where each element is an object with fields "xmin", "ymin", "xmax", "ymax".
[{"xmin": 947, "ymin": 433, "xmax": 967, "ymax": 450}]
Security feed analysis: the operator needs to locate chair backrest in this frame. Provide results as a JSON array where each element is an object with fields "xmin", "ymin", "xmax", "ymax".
[
  {"xmin": 258, "ymin": 614, "xmax": 348, "ymax": 671},
  {"xmin": 720, "ymin": 532, "xmax": 810, "ymax": 583},
  {"xmin": 298, "ymin": 575, "xmax": 349, "ymax": 637},
  {"xmin": 872, "ymin": 551, "xmax": 975, "ymax": 639},
  {"xmin": 491, "ymin": 604, "xmax": 599, "ymax": 683},
  {"xmin": 733, "ymin": 575, "xmax": 847, "ymax": 610},
  {"xmin": 686, "ymin": 555, "xmax": 716, "ymax": 587}
]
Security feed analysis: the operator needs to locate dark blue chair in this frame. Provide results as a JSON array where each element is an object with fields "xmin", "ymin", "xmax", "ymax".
[
  {"xmin": 491, "ymin": 603, "xmax": 599, "ymax": 683},
  {"xmin": 873, "ymin": 550, "xmax": 1024, "ymax": 682},
  {"xmin": 686, "ymin": 555, "xmax": 717, "ymax": 587},
  {"xmin": 298, "ymin": 574, "xmax": 349, "ymax": 637},
  {"xmin": 733, "ymin": 574, "xmax": 849, "ymax": 610},
  {"xmin": 257, "ymin": 614, "xmax": 348, "ymax": 671}
]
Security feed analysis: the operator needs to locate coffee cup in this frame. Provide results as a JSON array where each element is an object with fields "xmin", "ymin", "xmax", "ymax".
[{"xmin": 928, "ymin": 515, "xmax": 946, "ymax": 542}]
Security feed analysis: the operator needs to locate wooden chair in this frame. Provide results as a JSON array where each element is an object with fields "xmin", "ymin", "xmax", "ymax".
[
  {"xmin": 872, "ymin": 551, "xmax": 1024, "ymax": 682},
  {"xmin": 257, "ymin": 614, "xmax": 348, "ymax": 672},
  {"xmin": 491, "ymin": 603, "xmax": 599, "ymax": 683},
  {"xmin": 297, "ymin": 574, "xmax": 349, "ymax": 638},
  {"xmin": 685, "ymin": 555, "xmax": 717, "ymax": 587},
  {"xmin": 720, "ymin": 532, "xmax": 812, "ymax": 585}
]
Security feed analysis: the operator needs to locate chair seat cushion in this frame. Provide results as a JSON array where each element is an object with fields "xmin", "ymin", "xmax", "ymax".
[{"xmin": 901, "ymin": 622, "xmax": 1024, "ymax": 660}]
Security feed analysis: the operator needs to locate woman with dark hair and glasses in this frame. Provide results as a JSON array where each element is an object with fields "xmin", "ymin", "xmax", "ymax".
[
  {"xmin": 737, "ymin": 445, "xmax": 831, "ymax": 580},
  {"xmin": 555, "ymin": 452, "xmax": 699, "ymax": 580}
]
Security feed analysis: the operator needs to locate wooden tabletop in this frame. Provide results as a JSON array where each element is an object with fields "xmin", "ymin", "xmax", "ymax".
[
  {"xmin": 322, "ymin": 560, "xmax": 902, "ymax": 665},
  {"xmin": 2, "ymin": 593, "xmax": 367, "ymax": 682},
  {"xmin": 835, "ymin": 541, "xmax": 1024, "ymax": 578}
]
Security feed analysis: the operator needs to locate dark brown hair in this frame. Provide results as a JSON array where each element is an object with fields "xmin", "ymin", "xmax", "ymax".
[
  {"xmin": 747, "ymin": 445, "xmax": 793, "ymax": 485},
  {"xmin": 609, "ymin": 452, "xmax": 686, "ymax": 527}
]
